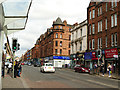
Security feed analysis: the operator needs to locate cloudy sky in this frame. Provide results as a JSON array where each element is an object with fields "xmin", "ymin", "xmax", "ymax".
[{"xmin": 3, "ymin": 0, "xmax": 90, "ymax": 57}]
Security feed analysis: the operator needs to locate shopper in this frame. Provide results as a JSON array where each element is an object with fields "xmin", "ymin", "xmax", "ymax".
[
  {"xmin": 107, "ymin": 63, "xmax": 112, "ymax": 77},
  {"xmin": 14, "ymin": 61, "xmax": 18, "ymax": 78},
  {"xmin": 17, "ymin": 62, "xmax": 22, "ymax": 77},
  {"xmin": 7, "ymin": 62, "xmax": 12, "ymax": 74}
]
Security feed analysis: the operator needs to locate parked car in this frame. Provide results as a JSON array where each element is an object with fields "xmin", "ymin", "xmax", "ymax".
[
  {"xmin": 28, "ymin": 62, "xmax": 32, "ymax": 66},
  {"xmin": 34, "ymin": 61, "xmax": 40, "ymax": 67},
  {"xmin": 40, "ymin": 63, "xmax": 55, "ymax": 73},
  {"xmin": 21, "ymin": 62, "xmax": 24, "ymax": 65},
  {"xmin": 24, "ymin": 61, "xmax": 28, "ymax": 65},
  {"xmin": 74, "ymin": 64, "xmax": 90, "ymax": 73}
]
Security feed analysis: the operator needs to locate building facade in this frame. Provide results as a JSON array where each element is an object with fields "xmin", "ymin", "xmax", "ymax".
[
  {"xmin": 70, "ymin": 20, "xmax": 87, "ymax": 66},
  {"xmin": 37, "ymin": 17, "xmax": 74, "ymax": 68},
  {"xmin": 87, "ymin": 1, "xmax": 120, "ymax": 75}
]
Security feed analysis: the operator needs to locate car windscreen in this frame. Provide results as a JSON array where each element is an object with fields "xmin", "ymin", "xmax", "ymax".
[{"xmin": 46, "ymin": 64, "xmax": 53, "ymax": 66}]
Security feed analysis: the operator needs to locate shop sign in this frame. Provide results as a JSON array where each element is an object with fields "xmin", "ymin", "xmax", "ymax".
[
  {"xmin": 105, "ymin": 48, "xmax": 118, "ymax": 58},
  {"xmin": 84, "ymin": 52, "xmax": 92, "ymax": 60},
  {"xmin": 53, "ymin": 56, "xmax": 70, "ymax": 60}
]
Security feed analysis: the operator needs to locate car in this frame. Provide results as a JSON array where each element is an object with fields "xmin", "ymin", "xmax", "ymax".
[
  {"xmin": 24, "ymin": 61, "xmax": 28, "ymax": 65},
  {"xmin": 28, "ymin": 62, "xmax": 32, "ymax": 66},
  {"xmin": 40, "ymin": 63, "xmax": 55, "ymax": 73},
  {"xmin": 34, "ymin": 61, "xmax": 40, "ymax": 67},
  {"xmin": 21, "ymin": 62, "xmax": 24, "ymax": 65},
  {"xmin": 74, "ymin": 64, "xmax": 90, "ymax": 73}
]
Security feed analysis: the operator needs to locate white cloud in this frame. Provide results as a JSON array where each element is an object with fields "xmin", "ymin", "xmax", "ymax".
[{"xmin": 6, "ymin": 0, "xmax": 90, "ymax": 57}]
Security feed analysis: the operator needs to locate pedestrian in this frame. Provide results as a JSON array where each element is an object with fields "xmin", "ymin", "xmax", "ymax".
[
  {"xmin": 94, "ymin": 63, "xmax": 97, "ymax": 74},
  {"xmin": 101, "ymin": 63, "xmax": 104, "ymax": 76},
  {"xmin": 7, "ymin": 62, "xmax": 12, "ymax": 74},
  {"xmin": 14, "ymin": 61, "xmax": 18, "ymax": 78},
  {"xmin": 17, "ymin": 62, "xmax": 22, "ymax": 77},
  {"xmin": 107, "ymin": 63, "xmax": 112, "ymax": 77},
  {"xmin": 2, "ymin": 61, "xmax": 5, "ymax": 78}
]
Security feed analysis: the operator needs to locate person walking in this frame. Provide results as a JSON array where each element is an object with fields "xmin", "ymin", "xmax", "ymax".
[
  {"xmin": 101, "ymin": 63, "xmax": 104, "ymax": 76},
  {"xmin": 17, "ymin": 62, "xmax": 22, "ymax": 77},
  {"xmin": 14, "ymin": 61, "xmax": 18, "ymax": 78},
  {"xmin": 7, "ymin": 62, "xmax": 12, "ymax": 74},
  {"xmin": 107, "ymin": 63, "xmax": 112, "ymax": 77},
  {"xmin": 2, "ymin": 61, "xmax": 5, "ymax": 78}
]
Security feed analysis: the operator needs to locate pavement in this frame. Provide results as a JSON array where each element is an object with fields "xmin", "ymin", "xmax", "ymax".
[
  {"xmin": 62, "ymin": 68, "xmax": 120, "ymax": 81},
  {"xmin": 2, "ymin": 69, "xmax": 29, "ymax": 90}
]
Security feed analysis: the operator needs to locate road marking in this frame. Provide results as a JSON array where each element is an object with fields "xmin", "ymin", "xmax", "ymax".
[{"xmin": 86, "ymin": 79, "xmax": 118, "ymax": 88}]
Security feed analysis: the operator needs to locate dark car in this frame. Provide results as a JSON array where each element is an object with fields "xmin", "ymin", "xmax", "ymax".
[
  {"xmin": 34, "ymin": 62, "xmax": 40, "ymax": 67},
  {"xmin": 74, "ymin": 64, "xmax": 90, "ymax": 73}
]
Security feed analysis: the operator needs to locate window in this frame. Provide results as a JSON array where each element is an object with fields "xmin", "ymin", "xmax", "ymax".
[
  {"xmin": 111, "ymin": 13, "xmax": 117, "ymax": 27},
  {"xmin": 69, "ymin": 42, "xmax": 71, "ymax": 48},
  {"xmin": 56, "ymin": 33, "xmax": 58, "ymax": 38},
  {"xmin": 93, "ymin": 9, "xmax": 95, "ymax": 18},
  {"xmin": 55, "ymin": 41, "xmax": 58, "ymax": 46},
  {"xmin": 92, "ymin": 24, "xmax": 95, "ymax": 34},
  {"xmin": 55, "ymin": 26, "xmax": 59, "ymax": 29},
  {"xmin": 111, "ymin": 0, "xmax": 117, "ymax": 8},
  {"xmin": 89, "ymin": 25, "xmax": 91, "ymax": 35},
  {"xmin": 111, "ymin": 15, "xmax": 114, "ymax": 27},
  {"xmin": 98, "ymin": 21, "xmax": 102, "ymax": 32},
  {"xmin": 111, "ymin": 34, "xmax": 114, "ymax": 47},
  {"xmin": 115, "ymin": 33, "xmax": 117, "ymax": 46},
  {"xmin": 98, "ymin": 6, "xmax": 102, "ymax": 16},
  {"xmin": 60, "ymin": 33, "xmax": 62, "ymax": 38},
  {"xmin": 80, "ymin": 42, "xmax": 82, "ymax": 51},
  {"xmin": 80, "ymin": 29, "xmax": 82, "ymax": 36},
  {"xmin": 98, "ymin": 38, "xmax": 100, "ymax": 49},
  {"xmin": 72, "ymin": 33, "xmax": 74, "ymax": 40},
  {"xmin": 106, "ymin": 3, "xmax": 107, "ymax": 12},
  {"xmin": 69, "ymin": 50, "xmax": 70, "ymax": 55},
  {"xmin": 105, "ymin": 18, "xmax": 107, "ymax": 30},
  {"xmin": 89, "ymin": 40, "xmax": 91, "ymax": 50},
  {"xmin": 60, "ymin": 49, "xmax": 62, "ymax": 54},
  {"xmin": 106, "ymin": 36, "xmax": 107, "ymax": 47},
  {"xmin": 55, "ymin": 49, "xmax": 58, "ymax": 54},
  {"xmin": 90, "ymin": 11, "xmax": 91, "ymax": 19},
  {"xmin": 92, "ymin": 39, "xmax": 95, "ymax": 49},
  {"xmin": 69, "ymin": 35, "xmax": 71, "ymax": 40},
  {"xmin": 60, "ymin": 41, "xmax": 62, "ymax": 47},
  {"xmin": 76, "ymin": 31, "xmax": 78, "ymax": 39},
  {"xmin": 100, "ymin": 38, "xmax": 102, "ymax": 48},
  {"xmin": 115, "ymin": 13, "xmax": 117, "ymax": 26},
  {"xmin": 60, "ymin": 26, "xmax": 62, "ymax": 29}
]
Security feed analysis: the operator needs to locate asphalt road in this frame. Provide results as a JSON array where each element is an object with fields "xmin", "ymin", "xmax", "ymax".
[{"xmin": 21, "ymin": 65, "xmax": 119, "ymax": 89}]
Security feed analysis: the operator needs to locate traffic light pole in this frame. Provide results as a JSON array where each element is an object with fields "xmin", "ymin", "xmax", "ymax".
[{"xmin": 12, "ymin": 51, "xmax": 15, "ymax": 78}]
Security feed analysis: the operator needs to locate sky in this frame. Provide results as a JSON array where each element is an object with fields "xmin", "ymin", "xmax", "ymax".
[{"xmin": 3, "ymin": 0, "xmax": 90, "ymax": 57}]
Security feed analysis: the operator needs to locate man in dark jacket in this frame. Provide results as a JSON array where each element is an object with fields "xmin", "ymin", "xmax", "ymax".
[{"xmin": 14, "ymin": 61, "xmax": 18, "ymax": 78}]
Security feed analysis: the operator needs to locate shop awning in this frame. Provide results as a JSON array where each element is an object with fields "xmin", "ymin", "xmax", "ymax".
[{"xmin": 92, "ymin": 58, "xmax": 101, "ymax": 60}]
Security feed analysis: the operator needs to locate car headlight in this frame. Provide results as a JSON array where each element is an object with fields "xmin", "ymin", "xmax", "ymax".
[{"xmin": 82, "ymin": 68, "xmax": 85, "ymax": 70}]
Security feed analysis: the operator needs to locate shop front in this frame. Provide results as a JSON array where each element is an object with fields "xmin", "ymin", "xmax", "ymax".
[
  {"xmin": 84, "ymin": 52, "xmax": 92, "ymax": 69},
  {"xmin": 104, "ymin": 48, "xmax": 119, "ymax": 75},
  {"xmin": 76, "ymin": 52, "xmax": 84, "ymax": 65}
]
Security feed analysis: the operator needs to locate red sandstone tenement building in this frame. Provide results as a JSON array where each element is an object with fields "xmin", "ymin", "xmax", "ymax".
[
  {"xmin": 31, "ymin": 17, "xmax": 74, "ymax": 67},
  {"xmin": 87, "ymin": 1, "xmax": 120, "ymax": 75}
]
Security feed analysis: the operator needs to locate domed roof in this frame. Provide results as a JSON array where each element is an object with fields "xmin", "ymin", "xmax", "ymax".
[{"xmin": 53, "ymin": 17, "xmax": 64, "ymax": 26}]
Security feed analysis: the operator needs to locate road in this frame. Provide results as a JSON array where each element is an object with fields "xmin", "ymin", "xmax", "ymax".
[{"xmin": 21, "ymin": 65, "xmax": 119, "ymax": 89}]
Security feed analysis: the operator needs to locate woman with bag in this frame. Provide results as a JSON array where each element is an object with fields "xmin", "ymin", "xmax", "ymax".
[{"xmin": 107, "ymin": 63, "xmax": 112, "ymax": 77}]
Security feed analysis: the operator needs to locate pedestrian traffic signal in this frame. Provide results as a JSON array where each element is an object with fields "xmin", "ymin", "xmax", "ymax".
[
  {"xmin": 12, "ymin": 39, "xmax": 17, "ymax": 50},
  {"xmin": 96, "ymin": 49, "xmax": 101, "ymax": 58}
]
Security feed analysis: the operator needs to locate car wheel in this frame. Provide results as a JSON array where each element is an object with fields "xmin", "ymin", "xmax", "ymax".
[{"xmin": 75, "ymin": 70, "xmax": 77, "ymax": 72}]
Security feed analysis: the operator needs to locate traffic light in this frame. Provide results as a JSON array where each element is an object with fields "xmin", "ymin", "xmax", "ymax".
[
  {"xmin": 4, "ymin": 43, "xmax": 7, "ymax": 49},
  {"xmin": 17, "ymin": 43, "xmax": 20, "ymax": 50},
  {"xmin": 12, "ymin": 39, "xmax": 17, "ymax": 50}
]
